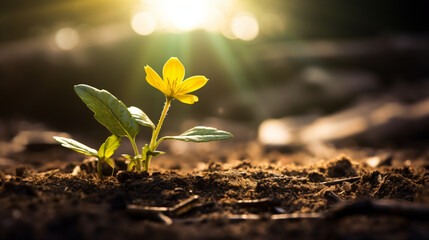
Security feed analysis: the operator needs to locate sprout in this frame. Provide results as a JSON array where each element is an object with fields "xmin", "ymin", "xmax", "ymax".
[
  {"xmin": 54, "ymin": 135, "xmax": 120, "ymax": 177},
  {"xmin": 54, "ymin": 57, "xmax": 233, "ymax": 176}
]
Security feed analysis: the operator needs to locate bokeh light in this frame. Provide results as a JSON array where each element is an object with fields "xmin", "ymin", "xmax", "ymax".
[
  {"xmin": 54, "ymin": 27, "xmax": 80, "ymax": 50},
  {"xmin": 131, "ymin": 12, "xmax": 157, "ymax": 36},
  {"xmin": 231, "ymin": 12, "xmax": 259, "ymax": 41},
  {"xmin": 258, "ymin": 119, "xmax": 293, "ymax": 146},
  {"xmin": 134, "ymin": 0, "xmax": 261, "ymax": 41}
]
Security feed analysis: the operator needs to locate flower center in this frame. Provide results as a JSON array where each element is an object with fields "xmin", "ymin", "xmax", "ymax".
[{"xmin": 168, "ymin": 77, "xmax": 179, "ymax": 96}]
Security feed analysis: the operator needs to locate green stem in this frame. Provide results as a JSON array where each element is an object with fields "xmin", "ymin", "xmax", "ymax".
[
  {"xmin": 154, "ymin": 137, "xmax": 166, "ymax": 149},
  {"xmin": 128, "ymin": 136, "xmax": 141, "ymax": 171},
  {"xmin": 97, "ymin": 158, "xmax": 103, "ymax": 178},
  {"xmin": 149, "ymin": 97, "xmax": 172, "ymax": 150},
  {"xmin": 143, "ymin": 155, "xmax": 151, "ymax": 172},
  {"xmin": 145, "ymin": 97, "xmax": 172, "ymax": 170},
  {"xmin": 129, "ymin": 137, "xmax": 140, "ymax": 156}
]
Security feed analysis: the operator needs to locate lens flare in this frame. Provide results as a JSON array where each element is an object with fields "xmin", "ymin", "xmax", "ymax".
[
  {"xmin": 134, "ymin": 0, "xmax": 262, "ymax": 40},
  {"xmin": 55, "ymin": 28, "xmax": 79, "ymax": 50},
  {"xmin": 231, "ymin": 12, "xmax": 259, "ymax": 41},
  {"xmin": 131, "ymin": 12, "xmax": 157, "ymax": 36}
]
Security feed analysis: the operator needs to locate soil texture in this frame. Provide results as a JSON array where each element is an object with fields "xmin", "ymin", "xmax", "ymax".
[{"xmin": 0, "ymin": 142, "xmax": 428, "ymax": 240}]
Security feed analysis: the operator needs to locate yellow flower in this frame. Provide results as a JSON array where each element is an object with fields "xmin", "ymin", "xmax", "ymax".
[{"xmin": 144, "ymin": 57, "xmax": 208, "ymax": 104}]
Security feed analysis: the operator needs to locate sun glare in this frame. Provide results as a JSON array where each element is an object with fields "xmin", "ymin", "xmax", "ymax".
[
  {"xmin": 162, "ymin": 0, "xmax": 208, "ymax": 31},
  {"xmin": 132, "ymin": 0, "xmax": 260, "ymax": 40}
]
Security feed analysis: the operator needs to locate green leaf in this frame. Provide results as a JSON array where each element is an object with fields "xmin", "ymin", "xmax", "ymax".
[
  {"xmin": 74, "ymin": 84, "xmax": 139, "ymax": 139},
  {"xmin": 141, "ymin": 144, "xmax": 163, "ymax": 158},
  {"xmin": 149, "ymin": 150, "xmax": 165, "ymax": 157},
  {"xmin": 104, "ymin": 158, "xmax": 115, "ymax": 169},
  {"xmin": 128, "ymin": 106, "xmax": 155, "ymax": 129},
  {"xmin": 98, "ymin": 135, "xmax": 121, "ymax": 159},
  {"xmin": 121, "ymin": 154, "xmax": 133, "ymax": 160},
  {"xmin": 161, "ymin": 126, "xmax": 233, "ymax": 143},
  {"xmin": 53, "ymin": 136, "xmax": 98, "ymax": 156}
]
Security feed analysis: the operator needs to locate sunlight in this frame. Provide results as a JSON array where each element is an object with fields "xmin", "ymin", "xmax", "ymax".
[
  {"xmin": 258, "ymin": 119, "xmax": 293, "ymax": 146},
  {"xmin": 55, "ymin": 27, "xmax": 80, "ymax": 50},
  {"xmin": 138, "ymin": 0, "xmax": 212, "ymax": 32},
  {"xmin": 135, "ymin": 0, "xmax": 262, "ymax": 40},
  {"xmin": 231, "ymin": 12, "xmax": 259, "ymax": 41},
  {"xmin": 162, "ymin": 0, "xmax": 209, "ymax": 31},
  {"xmin": 131, "ymin": 11, "xmax": 157, "ymax": 35}
]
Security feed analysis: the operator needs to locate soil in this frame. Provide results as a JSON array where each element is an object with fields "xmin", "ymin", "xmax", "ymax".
[{"xmin": 0, "ymin": 139, "xmax": 428, "ymax": 240}]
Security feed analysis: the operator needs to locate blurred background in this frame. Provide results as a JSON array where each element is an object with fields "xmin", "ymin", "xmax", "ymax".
[{"xmin": 1, "ymin": 0, "xmax": 429, "ymax": 165}]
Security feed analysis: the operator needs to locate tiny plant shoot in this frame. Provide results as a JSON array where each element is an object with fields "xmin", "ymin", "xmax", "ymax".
[
  {"xmin": 54, "ymin": 135, "xmax": 120, "ymax": 177},
  {"xmin": 54, "ymin": 57, "xmax": 233, "ymax": 176}
]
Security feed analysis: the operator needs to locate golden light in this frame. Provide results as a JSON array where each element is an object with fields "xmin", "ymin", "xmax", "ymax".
[
  {"xmin": 300, "ymin": 116, "xmax": 368, "ymax": 142},
  {"xmin": 258, "ymin": 119, "xmax": 293, "ymax": 146},
  {"xmin": 131, "ymin": 11, "xmax": 157, "ymax": 35},
  {"xmin": 370, "ymin": 103, "xmax": 404, "ymax": 125},
  {"xmin": 231, "ymin": 12, "xmax": 259, "ymax": 41},
  {"xmin": 55, "ymin": 27, "xmax": 80, "ymax": 50},
  {"xmin": 221, "ymin": 21, "xmax": 238, "ymax": 39},
  {"xmin": 162, "ymin": 0, "xmax": 209, "ymax": 31},
  {"xmin": 133, "ymin": 0, "xmax": 263, "ymax": 40},
  {"xmin": 203, "ymin": 8, "xmax": 224, "ymax": 32}
]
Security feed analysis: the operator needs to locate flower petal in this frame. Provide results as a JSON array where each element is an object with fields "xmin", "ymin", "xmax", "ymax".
[
  {"xmin": 177, "ymin": 76, "xmax": 208, "ymax": 95},
  {"xmin": 145, "ymin": 66, "xmax": 166, "ymax": 94},
  {"xmin": 163, "ymin": 57, "xmax": 185, "ymax": 93},
  {"xmin": 175, "ymin": 94, "xmax": 199, "ymax": 104}
]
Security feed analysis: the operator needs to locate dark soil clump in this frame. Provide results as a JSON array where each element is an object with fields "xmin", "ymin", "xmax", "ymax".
[{"xmin": 325, "ymin": 155, "xmax": 358, "ymax": 178}]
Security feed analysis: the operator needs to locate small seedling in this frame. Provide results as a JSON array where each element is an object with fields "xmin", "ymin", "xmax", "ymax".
[
  {"xmin": 54, "ymin": 57, "xmax": 233, "ymax": 176},
  {"xmin": 54, "ymin": 135, "xmax": 120, "ymax": 177}
]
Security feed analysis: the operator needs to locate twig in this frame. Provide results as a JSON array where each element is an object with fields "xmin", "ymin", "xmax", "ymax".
[
  {"xmin": 227, "ymin": 214, "xmax": 261, "ymax": 222},
  {"xmin": 271, "ymin": 212, "xmax": 322, "ymax": 220},
  {"xmin": 157, "ymin": 213, "xmax": 173, "ymax": 225},
  {"xmin": 324, "ymin": 190, "xmax": 344, "ymax": 203},
  {"xmin": 128, "ymin": 197, "xmax": 429, "ymax": 224},
  {"xmin": 320, "ymin": 176, "xmax": 361, "ymax": 186},
  {"xmin": 171, "ymin": 195, "xmax": 200, "ymax": 216},
  {"xmin": 36, "ymin": 169, "xmax": 60, "ymax": 177},
  {"xmin": 126, "ymin": 205, "xmax": 172, "ymax": 224},
  {"xmin": 127, "ymin": 205, "xmax": 169, "ymax": 214},
  {"xmin": 126, "ymin": 195, "xmax": 200, "ymax": 223},
  {"xmin": 235, "ymin": 197, "xmax": 277, "ymax": 208}
]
